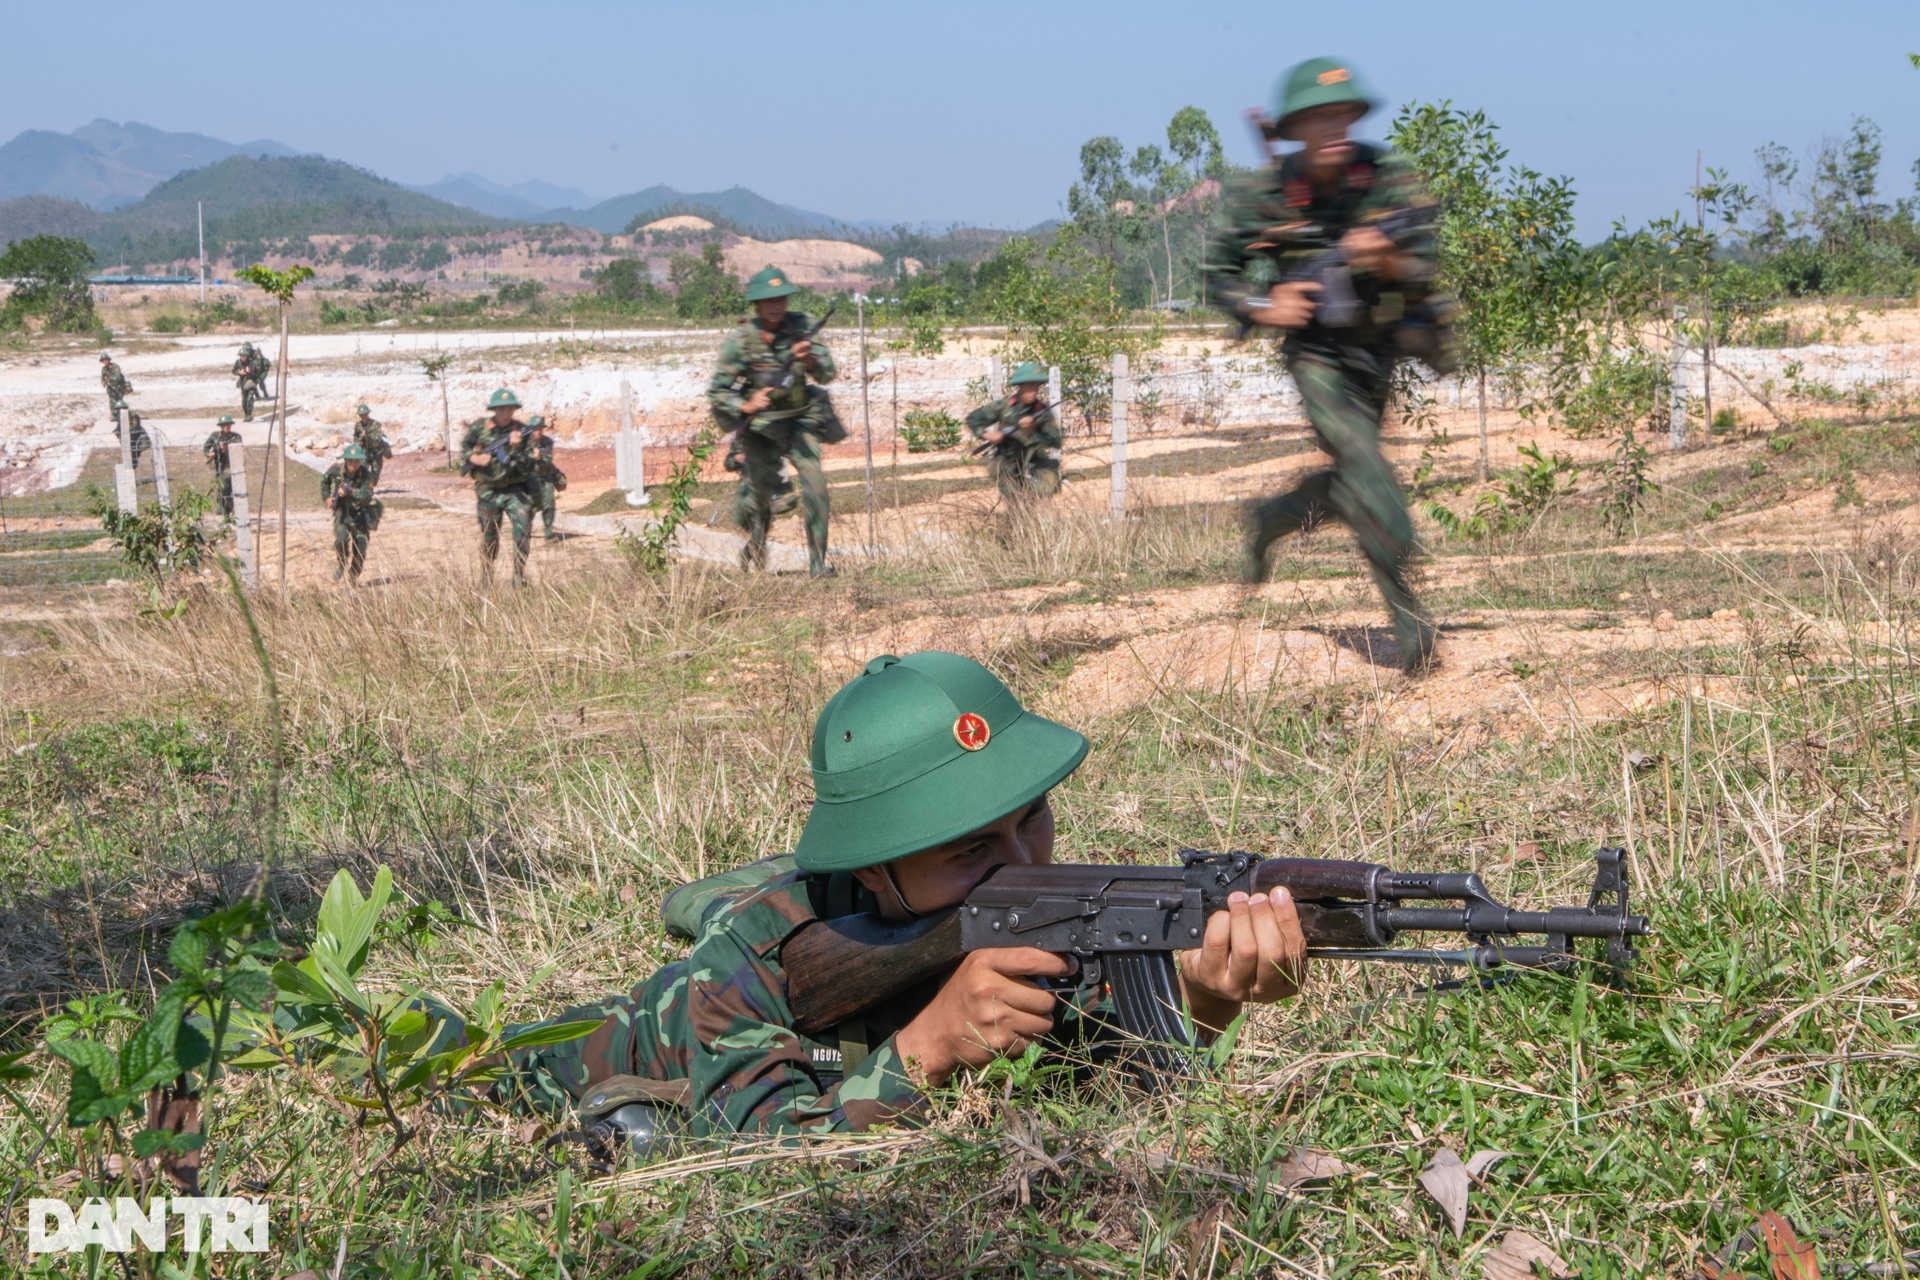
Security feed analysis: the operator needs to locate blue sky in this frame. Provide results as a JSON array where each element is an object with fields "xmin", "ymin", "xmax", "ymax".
[{"xmin": 6, "ymin": 0, "xmax": 1915, "ymax": 238}]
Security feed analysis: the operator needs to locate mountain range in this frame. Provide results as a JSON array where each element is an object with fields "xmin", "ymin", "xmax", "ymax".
[
  {"xmin": 0, "ymin": 120, "xmax": 866, "ymax": 243},
  {"xmin": 0, "ymin": 120, "xmax": 298, "ymax": 208}
]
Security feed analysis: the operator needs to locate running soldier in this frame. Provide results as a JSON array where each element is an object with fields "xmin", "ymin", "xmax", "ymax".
[
  {"xmin": 203, "ymin": 415, "xmax": 243, "ymax": 516},
  {"xmin": 321, "ymin": 443, "xmax": 381, "ymax": 584},
  {"xmin": 966, "ymin": 362, "xmax": 1062, "ymax": 500},
  {"xmin": 461, "ymin": 388, "xmax": 539, "ymax": 585}
]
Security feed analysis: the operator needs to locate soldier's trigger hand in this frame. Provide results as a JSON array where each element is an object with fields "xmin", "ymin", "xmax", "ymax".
[
  {"xmin": 892, "ymin": 947, "xmax": 1072, "ymax": 1087},
  {"xmin": 741, "ymin": 388, "xmax": 774, "ymax": 415},
  {"xmin": 1257, "ymin": 280, "xmax": 1321, "ymax": 330},
  {"xmin": 792, "ymin": 339, "xmax": 812, "ymax": 362}
]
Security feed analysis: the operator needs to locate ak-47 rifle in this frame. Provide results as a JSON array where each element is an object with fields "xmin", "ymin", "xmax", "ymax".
[
  {"xmin": 460, "ymin": 420, "xmax": 530, "ymax": 478},
  {"xmin": 784, "ymin": 848, "xmax": 1652, "ymax": 1083},
  {"xmin": 969, "ymin": 399, "xmax": 1067, "ymax": 457}
]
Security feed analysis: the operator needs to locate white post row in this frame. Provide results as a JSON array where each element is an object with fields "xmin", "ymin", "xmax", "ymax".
[
  {"xmin": 1669, "ymin": 305, "xmax": 1690, "ymax": 450},
  {"xmin": 229, "ymin": 443, "xmax": 257, "ymax": 587},
  {"xmin": 1110, "ymin": 352, "xmax": 1129, "ymax": 519},
  {"xmin": 114, "ymin": 408, "xmax": 137, "ymax": 514}
]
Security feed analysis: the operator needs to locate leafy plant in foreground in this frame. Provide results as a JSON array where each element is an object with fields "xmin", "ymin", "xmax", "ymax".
[{"xmin": 616, "ymin": 429, "xmax": 718, "ymax": 573}]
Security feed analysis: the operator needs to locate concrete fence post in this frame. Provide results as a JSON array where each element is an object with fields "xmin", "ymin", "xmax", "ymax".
[
  {"xmin": 114, "ymin": 408, "xmax": 137, "ymax": 514},
  {"xmin": 989, "ymin": 355, "xmax": 1004, "ymax": 401},
  {"xmin": 1110, "ymin": 353, "xmax": 1129, "ymax": 520},
  {"xmin": 229, "ymin": 446, "xmax": 257, "ymax": 588},
  {"xmin": 617, "ymin": 376, "xmax": 649, "ymax": 507},
  {"xmin": 1047, "ymin": 365, "xmax": 1062, "ymax": 428}
]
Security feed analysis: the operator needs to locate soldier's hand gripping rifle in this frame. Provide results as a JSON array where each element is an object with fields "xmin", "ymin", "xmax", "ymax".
[
  {"xmin": 1235, "ymin": 201, "xmax": 1440, "ymax": 339},
  {"xmin": 459, "ymin": 422, "xmax": 527, "ymax": 478},
  {"xmin": 722, "ymin": 303, "xmax": 840, "ymax": 431},
  {"xmin": 784, "ymin": 848, "xmax": 1652, "ymax": 1084}
]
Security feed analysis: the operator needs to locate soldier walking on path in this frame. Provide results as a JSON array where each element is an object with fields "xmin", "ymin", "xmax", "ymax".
[
  {"xmin": 203, "ymin": 414, "xmax": 243, "ymax": 516},
  {"xmin": 461, "ymin": 388, "xmax": 539, "ymax": 586},
  {"xmin": 99, "ymin": 352, "xmax": 149, "ymax": 464},
  {"xmin": 967, "ymin": 362, "xmax": 1063, "ymax": 501},
  {"xmin": 233, "ymin": 342, "xmax": 271, "ymax": 422},
  {"xmin": 1204, "ymin": 57, "xmax": 1454, "ymax": 675},
  {"xmin": 351, "ymin": 404, "xmax": 394, "ymax": 486},
  {"xmin": 528, "ymin": 414, "xmax": 568, "ymax": 539},
  {"xmin": 708, "ymin": 266, "xmax": 846, "ymax": 577},
  {"xmin": 322, "ymin": 443, "xmax": 382, "ymax": 584}
]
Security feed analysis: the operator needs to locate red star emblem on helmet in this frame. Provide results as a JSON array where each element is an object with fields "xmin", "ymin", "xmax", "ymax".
[{"xmin": 953, "ymin": 712, "xmax": 991, "ymax": 751}]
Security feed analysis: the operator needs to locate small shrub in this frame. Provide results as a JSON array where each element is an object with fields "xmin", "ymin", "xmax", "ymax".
[
  {"xmin": 616, "ymin": 430, "xmax": 717, "ymax": 572},
  {"xmin": 150, "ymin": 312, "xmax": 187, "ymax": 334},
  {"xmin": 901, "ymin": 409, "xmax": 962, "ymax": 453}
]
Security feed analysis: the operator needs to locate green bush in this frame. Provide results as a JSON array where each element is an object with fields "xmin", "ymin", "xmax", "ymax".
[
  {"xmin": 150, "ymin": 312, "xmax": 187, "ymax": 334},
  {"xmin": 900, "ymin": 409, "xmax": 962, "ymax": 453}
]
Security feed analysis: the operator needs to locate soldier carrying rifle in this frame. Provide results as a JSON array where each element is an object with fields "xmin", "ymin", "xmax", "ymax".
[
  {"xmin": 1204, "ymin": 57, "xmax": 1457, "ymax": 674},
  {"xmin": 966, "ymin": 361, "xmax": 1062, "ymax": 501}
]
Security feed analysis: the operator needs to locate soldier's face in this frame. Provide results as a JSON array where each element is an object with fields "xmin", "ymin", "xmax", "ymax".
[
  {"xmin": 1292, "ymin": 104, "xmax": 1363, "ymax": 173},
  {"xmin": 492, "ymin": 407, "xmax": 515, "ymax": 426},
  {"xmin": 854, "ymin": 794, "xmax": 1056, "ymax": 918},
  {"xmin": 754, "ymin": 297, "xmax": 790, "ymax": 327}
]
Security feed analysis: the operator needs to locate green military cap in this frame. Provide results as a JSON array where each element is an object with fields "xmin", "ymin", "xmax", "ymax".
[
  {"xmin": 1008, "ymin": 361, "xmax": 1048, "ymax": 386},
  {"xmin": 527, "ymin": 414, "xmax": 546, "ymax": 428},
  {"xmin": 487, "ymin": 387, "xmax": 521, "ymax": 409},
  {"xmin": 99, "ymin": 352, "xmax": 112, "ymax": 361},
  {"xmin": 1273, "ymin": 56, "xmax": 1375, "ymax": 139},
  {"xmin": 793, "ymin": 651, "xmax": 1089, "ymax": 873},
  {"xmin": 355, "ymin": 403, "xmax": 371, "ymax": 415},
  {"xmin": 744, "ymin": 266, "xmax": 799, "ymax": 302},
  {"xmin": 241, "ymin": 342, "xmax": 253, "ymax": 351},
  {"xmin": 216, "ymin": 414, "xmax": 234, "ymax": 425},
  {"xmin": 343, "ymin": 443, "xmax": 367, "ymax": 461}
]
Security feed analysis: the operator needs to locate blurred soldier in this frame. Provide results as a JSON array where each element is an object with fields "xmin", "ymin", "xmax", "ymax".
[
  {"xmin": 1203, "ymin": 57, "xmax": 1452, "ymax": 675},
  {"xmin": 966, "ymin": 362, "xmax": 1062, "ymax": 500},
  {"xmin": 351, "ymin": 403, "xmax": 394, "ymax": 486},
  {"xmin": 233, "ymin": 342, "xmax": 272, "ymax": 422},
  {"xmin": 708, "ymin": 266, "xmax": 846, "ymax": 577},
  {"xmin": 322, "ymin": 443, "xmax": 382, "ymax": 584},
  {"xmin": 527, "ymin": 414, "xmax": 568, "ymax": 539},
  {"xmin": 99, "ymin": 352, "xmax": 149, "ymax": 464},
  {"xmin": 461, "ymin": 388, "xmax": 539, "ymax": 585},
  {"xmin": 203, "ymin": 414, "xmax": 243, "ymax": 516},
  {"xmin": 713, "ymin": 441, "xmax": 797, "ymax": 527}
]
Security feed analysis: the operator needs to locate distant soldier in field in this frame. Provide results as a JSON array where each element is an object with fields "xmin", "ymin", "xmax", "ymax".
[
  {"xmin": 351, "ymin": 404, "xmax": 394, "ymax": 486},
  {"xmin": 99, "ymin": 352, "xmax": 150, "ymax": 464},
  {"xmin": 708, "ymin": 266, "xmax": 846, "ymax": 577},
  {"xmin": 233, "ymin": 342, "xmax": 271, "ymax": 422},
  {"xmin": 966, "ymin": 362, "xmax": 1062, "ymax": 500},
  {"xmin": 322, "ymin": 443, "xmax": 381, "ymax": 584},
  {"xmin": 203, "ymin": 414, "xmax": 243, "ymax": 516},
  {"xmin": 527, "ymin": 414, "xmax": 568, "ymax": 539},
  {"xmin": 461, "ymin": 388, "xmax": 539, "ymax": 585},
  {"xmin": 1204, "ymin": 56, "xmax": 1453, "ymax": 674}
]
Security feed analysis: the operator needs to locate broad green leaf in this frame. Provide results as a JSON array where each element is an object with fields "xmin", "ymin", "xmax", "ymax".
[
  {"xmin": 167, "ymin": 926, "xmax": 210, "ymax": 977},
  {"xmin": 173, "ymin": 1023, "xmax": 211, "ymax": 1075},
  {"xmin": 224, "ymin": 967, "xmax": 274, "ymax": 1012},
  {"xmin": 393, "ymin": 1058, "xmax": 435, "ymax": 1092},
  {"xmin": 311, "ymin": 948, "xmax": 370, "ymax": 1013},
  {"xmin": 132, "ymin": 1129, "xmax": 206, "ymax": 1157},
  {"xmin": 0, "ymin": 1049, "xmax": 32, "ymax": 1083},
  {"xmin": 71, "ymin": 1084, "xmax": 139, "ymax": 1127},
  {"xmin": 223, "ymin": 1046, "xmax": 285, "ymax": 1069},
  {"xmin": 471, "ymin": 981, "xmax": 503, "ymax": 1034},
  {"xmin": 118, "ymin": 1024, "xmax": 181, "ymax": 1097},
  {"xmin": 46, "ymin": 1036, "xmax": 118, "ymax": 1090},
  {"xmin": 317, "ymin": 867, "xmax": 391, "ymax": 976},
  {"xmin": 384, "ymin": 1008, "xmax": 429, "ymax": 1040},
  {"xmin": 500, "ymin": 1020, "xmax": 603, "ymax": 1051},
  {"xmin": 271, "ymin": 959, "xmax": 334, "ymax": 1005},
  {"xmin": 337, "ymin": 1093, "xmax": 387, "ymax": 1109}
]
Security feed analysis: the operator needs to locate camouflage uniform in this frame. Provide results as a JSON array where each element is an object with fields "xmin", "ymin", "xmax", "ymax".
[
  {"xmin": 203, "ymin": 419, "xmax": 243, "ymax": 517},
  {"xmin": 528, "ymin": 419, "xmax": 567, "ymax": 538},
  {"xmin": 966, "ymin": 395, "xmax": 1062, "ymax": 500},
  {"xmin": 708, "ymin": 274, "xmax": 843, "ymax": 576},
  {"xmin": 234, "ymin": 346, "xmax": 271, "ymax": 422},
  {"xmin": 352, "ymin": 412, "xmax": 394, "ymax": 486},
  {"xmin": 492, "ymin": 857, "xmax": 1113, "ymax": 1136},
  {"xmin": 100, "ymin": 357, "xmax": 149, "ymax": 464},
  {"xmin": 321, "ymin": 454, "xmax": 380, "ymax": 583},
  {"xmin": 1204, "ymin": 61, "xmax": 1443, "ymax": 671},
  {"xmin": 462, "ymin": 405, "xmax": 539, "ymax": 585}
]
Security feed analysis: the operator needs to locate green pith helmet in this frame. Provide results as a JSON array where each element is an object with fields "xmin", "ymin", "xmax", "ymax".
[
  {"xmin": 793, "ymin": 652, "xmax": 1089, "ymax": 873},
  {"xmin": 343, "ymin": 444, "xmax": 367, "ymax": 461},
  {"xmin": 487, "ymin": 388, "xmax": 521, "ymax": 410},
  {"xmin": 1273, "ymin": 56, "xmax": 1375, "ymax": 140},
  {"xmin": 355, "ymin": 403, "xmax": 371, "ymax": 416},
  {"xmin": 241, "ymin": 342, "xmax": 253, "ymax": 352},
  {"xmin": 527, "ymin": 414, "xmax": 546, "ymax": 429},
  {"xmin": 1008, "ymin": 361, "xmax": 1048, "ymax": 386},
  {"xmin": 744, "ymin": 266, "xmax": 799, "ymax": 302},
  {"xmin": 99, "ymin": 352, "xmax": 112, "ymax": 361},
  {"xmin": 216, "ymin": 414, "xmax": 234, "ymax": 426}
]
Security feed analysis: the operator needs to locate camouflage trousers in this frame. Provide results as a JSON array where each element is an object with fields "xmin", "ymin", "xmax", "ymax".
[
  {"xmin": 211, "ymin": 470, "xmax": 235, "ymax": 517},
  {"xmin": 733, "ymin": 415, "xmax": 832, "ymax": 576},
  {"xmin": 111, "ymin": 404, "xmax": 150, "ymax": 465},
  {"xmin": 333, "ymin": 510, "xmax": 374, "ymax": 583},
  {"xmin": 533, "ymin": 477, "xmax": 557, "ymax": 536},
  {"xmin": 1253, "ymin": 351, "xmax": 1434, "ymax": 670},
  {"xmin": 986, "ymin": 443, "xmax": 1061, "ymax": 502},
  {"xmin": 476, "ymin": 485, "xmax": 534, "ymax": 585},
  {"xmin": 239, "ymin": 378, "xmax": 265, "ymax": 422}
]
